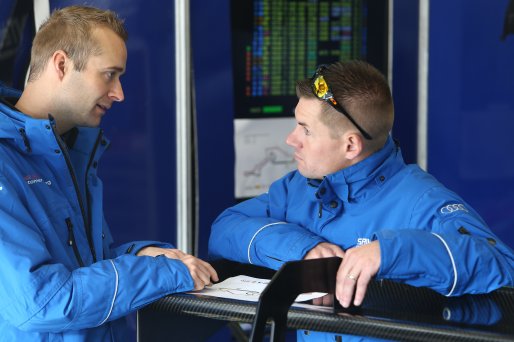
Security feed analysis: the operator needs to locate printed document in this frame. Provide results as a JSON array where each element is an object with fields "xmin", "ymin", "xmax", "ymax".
[{"xmin": 188, "ymin": 275, "xmax": 327, "ymax": 303}]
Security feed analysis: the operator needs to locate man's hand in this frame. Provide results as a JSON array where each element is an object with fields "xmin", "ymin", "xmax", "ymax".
[
  {"xmin": 304, "ymin": 242, "xmax": 345, "ymax": 306},
  {"xmin": 304, "ymin": 242, "xmax": 345, "ymax": 260},
  {"xmin": 335, "ymin": 241, "xmax": 381, "ymax": 308},
  {"xmin": 179, "ymin": 254, "xmax": 219, "ymax": 290},
  {"xmin": 137, "ymin": 246, "xmax": 186, "ymax": 259},
  {"xmin": 312, "ymin": 293, "xmax": 334, "ymax": 307},
  {"xmin": 137, "ymin": 246, "xmax": 219, "ymax": 290}
]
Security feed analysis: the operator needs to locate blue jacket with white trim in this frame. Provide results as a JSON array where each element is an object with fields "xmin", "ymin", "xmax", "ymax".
[
  {"xmin": 0, "ymin": 85, "xmax": 194, "ymax": 341},
  {"xmin": 209, "ymin": 136, "xmax": 514, "ymax": 341}
]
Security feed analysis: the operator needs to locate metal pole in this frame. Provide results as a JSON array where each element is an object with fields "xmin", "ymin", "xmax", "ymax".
[
  {"xmin": 388, "ymin": 0, "xmax": 394, "ymax": 88},
  {"xmin": 417, "ymin": 0, "xmax": 430, "ymax": 171},
  {"xmin": 175, "ymin": 0, "xmax": 193, "ymax": 253},
  {"xmin": 27, "ymin": 0, "xmax": 50, "ymax": 85}
]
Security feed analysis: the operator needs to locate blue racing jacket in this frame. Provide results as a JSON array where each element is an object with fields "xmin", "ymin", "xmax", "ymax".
[
  {"xmin": 209, "ymin": 136, "xmax": 514, "ymax": 341},
  {"xmin": 0, "ymin": 85, "xmax": 194, "ymax": 341}
]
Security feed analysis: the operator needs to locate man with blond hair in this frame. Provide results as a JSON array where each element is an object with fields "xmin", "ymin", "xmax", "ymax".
[{"xmin": 0, "ymin": 6, "xmax": 217, "ymax": 341}]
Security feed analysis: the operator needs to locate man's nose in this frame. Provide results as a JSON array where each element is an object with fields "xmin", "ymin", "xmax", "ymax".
[
  {"xmin": 109, "ymin": 79, "xmax": 124, "ymax": 102},
  {"xmin": 286, "ymin": 129, "xmax": 298, "ymax": 147}
]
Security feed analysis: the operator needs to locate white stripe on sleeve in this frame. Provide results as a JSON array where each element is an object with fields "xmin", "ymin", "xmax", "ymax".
[
  {"xmin": 99, "ymin": 260, "xmax": 119, "ymax": 325},
  {"xmin": 431, "ymin": 232, "xmax": 457, "ymax": 296},
  {"xmin": 247, "ymin": 222, "xmax": 287, "ymax": 264}
]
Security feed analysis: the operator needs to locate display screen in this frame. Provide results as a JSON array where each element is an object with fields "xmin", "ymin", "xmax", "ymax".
[{"xmin": 231, "ymin": 0, "xmax": 389, "ymax": 119}]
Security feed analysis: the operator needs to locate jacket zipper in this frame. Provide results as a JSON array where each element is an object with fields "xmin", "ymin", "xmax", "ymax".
[
  {"xmin": 53, "ymin": 128, "xmax": 97, "ymax": 264},
  {"xmin": 66, "ymin": 218, "xmax": 85, "ymax": 267},
  {"xmin": 84, "ymin": 130, "xmax": 103, "ymax": 262},
  {"xmin": 18, "ymin": 128, "xmax": 32, "ymax": 153}
]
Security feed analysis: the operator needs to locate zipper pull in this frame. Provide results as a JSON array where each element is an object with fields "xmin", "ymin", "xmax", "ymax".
[
  {"xmin": 318, "ymin": 202, "xmax": 323, "ymax": 218},
  {"xmin": 126, "ymin": 244, "xmax": 135, "ymax": 254},
  {"xmin": 65, "ymin": 217, "xmax": 85, "ymax": 267},
  {"xmin": 66, "ymin": 218, "xmax": 74, "ymax": 246}
]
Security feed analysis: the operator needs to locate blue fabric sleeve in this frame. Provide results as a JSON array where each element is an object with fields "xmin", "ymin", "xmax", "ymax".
[
  {"xmin": 0, "ymin": 175, "xmax": 194, "ymax": 332},
  {"xmin": 112, "ymin": 241, "xmax": 175, "ymax": 257},
  {"xmin": 209, "ymin": 176, "xmax": 325, "ymax": 270},
  {"xmin": 375, "ymin": 188, "xmax": 514, "ymax": 296}
]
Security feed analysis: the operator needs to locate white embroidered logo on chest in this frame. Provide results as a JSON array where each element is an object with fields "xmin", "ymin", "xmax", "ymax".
[{"xmin": 357, "ymin": 238, "xmax": 371, "ymax": 246}]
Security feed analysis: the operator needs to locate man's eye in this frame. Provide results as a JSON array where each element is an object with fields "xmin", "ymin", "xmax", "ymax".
[
  {"xmin": 303, "ymin": 127, "xmax": 311, "ymax": 136},
  {"xmin": 105, "ymin": 72, "xmax": 114, "ymax": 79}
]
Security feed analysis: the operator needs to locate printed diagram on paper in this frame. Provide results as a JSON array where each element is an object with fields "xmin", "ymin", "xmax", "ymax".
[
  {"xmin": 189, "ymin": 275, "xmax": 326, "ymax": 303},
  {"xmin": 235, "ymin": 118, "xmax": 297, "ymax": 198}
]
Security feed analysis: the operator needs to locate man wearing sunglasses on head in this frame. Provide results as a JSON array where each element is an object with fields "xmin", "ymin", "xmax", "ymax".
[{"xmin": 208, "ymin": 60, "xmax": 514, "ymax": 341}]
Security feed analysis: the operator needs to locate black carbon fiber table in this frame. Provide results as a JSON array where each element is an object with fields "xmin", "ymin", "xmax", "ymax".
[{"xmin": 138, "ymin": 259, "xmax": 514, "ymax": 341}]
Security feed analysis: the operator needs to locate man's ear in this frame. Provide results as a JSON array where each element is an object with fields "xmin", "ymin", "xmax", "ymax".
[
  {"xmin": 344, "ymin": 132, "xmax": 364, "ymax": 160},
  {"xmin": 51, "ymin": 50, "xmax": 69, "ymax": 80}
]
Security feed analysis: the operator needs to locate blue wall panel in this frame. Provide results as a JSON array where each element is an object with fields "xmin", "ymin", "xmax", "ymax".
[
  {"xmin": 191, "ymin": 0, "xmax": 235, "ymax": 258},
  {"xmin": 50, "ymin": 0, "xmax": 177, "ymax": 246},
  {"xmin": 428, "ymin": 0, "xmax": 514, "ymax": 247},
  {"xmin": 392, "ymin": 0, "xmax": 419, "ymax": 164}
]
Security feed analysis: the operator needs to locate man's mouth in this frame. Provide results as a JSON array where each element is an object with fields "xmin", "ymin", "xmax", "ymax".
[{"xmin": 96, "ymin": 104, "xmax": 110, "ymax": 113}]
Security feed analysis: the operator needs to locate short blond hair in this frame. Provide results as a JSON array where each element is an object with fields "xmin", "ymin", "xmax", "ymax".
[{"xmin": 28, "ymin": 5, "xmax": 127, "ymax": 81}]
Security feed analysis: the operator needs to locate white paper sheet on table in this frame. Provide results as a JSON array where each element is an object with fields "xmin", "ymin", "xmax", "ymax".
[{"xmin": 188, "ymin": 275, "xmax": 327, "ymax": 303}]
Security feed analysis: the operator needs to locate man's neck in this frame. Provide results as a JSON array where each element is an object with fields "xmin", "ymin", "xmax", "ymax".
[
  {"xmin": 14, "ymin": 85, "xmax": 73, "ymax": 135},
  {"xmin": 14, "ymin": 84, "xmax": 50, "ymax": 120}
]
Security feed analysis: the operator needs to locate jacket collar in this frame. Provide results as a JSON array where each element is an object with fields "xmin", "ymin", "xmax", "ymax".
[{"xmin": 314, "ymin": 136, "xmax": 405, "ymax": 204}]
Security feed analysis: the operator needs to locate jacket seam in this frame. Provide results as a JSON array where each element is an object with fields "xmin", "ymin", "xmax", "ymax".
[
  {"xmin": 18, "ymin": 273, "xmax": 73, "ymax": 329},
  {"xmin": 431, "ymin": 232, "xmax": 457, "ymax": 296},
  {"xmin": 408, "ymin": 186, "xmax": 437, "ymax": 227},
  {"xmin": 99, "ymin": 260, "xmax": 118, "ymax": 326},
  {"xmin": 247, "ymin": 222, "xmax": 286, "ymax": 264}
]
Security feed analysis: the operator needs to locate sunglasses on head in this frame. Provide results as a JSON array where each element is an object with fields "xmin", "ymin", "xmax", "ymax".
[{"xmin": 311, "ymin": 64, "xmax": 372, "ymax": 140}]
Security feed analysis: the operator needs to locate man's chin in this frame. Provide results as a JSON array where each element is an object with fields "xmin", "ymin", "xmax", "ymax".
[
  {"xmin": 296, "ymin": 168, "xmax": 311, "ymax": 178},
  {"xmin": 297, "ymin": 168, "xmax": 324, "ymax": 180},
  {"xmin": 78, "ymin": 120, "xmax": 102, "ymax": 128}
]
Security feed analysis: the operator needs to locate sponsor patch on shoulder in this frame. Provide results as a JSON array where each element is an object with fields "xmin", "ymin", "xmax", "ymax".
[{"xmin": 439, "ymin": 203, "xmax": 468, "ymax": 215}]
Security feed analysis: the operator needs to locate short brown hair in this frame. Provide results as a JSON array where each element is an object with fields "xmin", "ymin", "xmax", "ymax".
[
  {"xmin": 28, "ymin": 5, "xmax": 127, "ymax": 81},
  {"xmin": 296, "ymin": 60, "xmax": 394, "ymax": 150}
]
